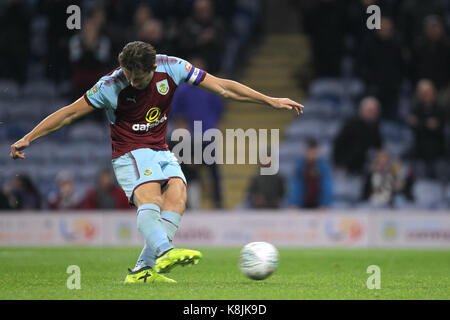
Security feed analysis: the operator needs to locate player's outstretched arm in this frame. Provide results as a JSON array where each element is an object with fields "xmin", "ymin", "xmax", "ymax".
[
  {"xmin": 10, "ymin": 97, "xmax": 94, "ymax": 160},
  {"xmin": 198, "ymin": 74, "xmax": 304, "ymax": 115}
]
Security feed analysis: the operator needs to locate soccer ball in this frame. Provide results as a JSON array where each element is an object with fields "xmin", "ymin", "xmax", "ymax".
[{"xmin": 239, "ymin": 242, "xmax": 279, "ymax": 280}]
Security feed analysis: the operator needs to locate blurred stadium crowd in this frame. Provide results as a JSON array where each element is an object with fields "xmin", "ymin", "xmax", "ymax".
[
  {"xmin": 0, "ymin": 0, "xmax": 449, "ymax": 211},
  {"xmin": 247, "ymin": 0, "xmax": 450, "ymax": 210}
]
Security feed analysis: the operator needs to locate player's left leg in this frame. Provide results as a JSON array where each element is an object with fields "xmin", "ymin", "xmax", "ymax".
[
  {"xmin": 152, "ymin": 155, "xmax": 202, "ymax": 273},
  {"xmin": 160, "ymin": 178, "xmax": 186, "ymax": 241}
]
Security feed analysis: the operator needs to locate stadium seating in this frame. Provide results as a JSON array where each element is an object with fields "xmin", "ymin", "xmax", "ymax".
[{"xmin": 277, "ymin": 78, "xmax": 449, "ymax": 209}]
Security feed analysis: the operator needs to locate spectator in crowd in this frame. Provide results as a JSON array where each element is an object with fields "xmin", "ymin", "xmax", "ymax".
[
  {"xmin": 356, "ymin": 16, "xmax": 404, "ymax": 120},
  {"xmin": 0, "ymin": 0, "xmax": 31, "ymax": 86},
  {"xmin": 137, "ymin": 17, "xmax": 172, "ymax": 54},
  {"xmin": 69, "ymin": 9, "xmax": 111, "ymax": 100},
  {"xmin": 345, "ymin": 0, "xmax": 393, "ymax": 55},
  {"xmin": 410, "ymin": 15, "xmax": 450, "ymax": 92},
  {"xmin": 168, "ymin": 118, "xmax": 203, "ymax": 210},
  {"xmin": 246, "ymin": 149, "xmax": 285, "ymax": 209},
  {"xmin": 333, "ymin": 97, "xmax": 383, "ymax": 174},
  {"xmin": 171, "ymin": 57, "xmax": 224, "ymax": 208},
  {"xmin": 82, "ymin": 167, "xmax": 130, "ymax": 210},
  {"xmin": 407, "ymin": 79, "xmax": 446, "ymax": 178},
  {"xmin": 133, "ymin": 2, "xmax": 154, "ymax": 32},
  {"xmin": 105, "ymin": 2, "xmax": 178, "ymax": 65},
  {"xmin": 103, "ymin": 0, "xmax": 139, "ymax": 29},
  {"xmin": 220, "ymin": 0, "xmax": 262, "ymax": 77},
  {"xmin": 38, "ymin": 0, "xmax": 81, "ymax": 84},
  {"xmin": 178, "ymin": 0, "xmax": 226, "ymax": 73},
  {"xmin": 0, "ymin": 190, "xmax": 11, "ymax": 210},
  {"xmin": 112, "ymin": 2, "xmax": 170, "ymax": 54},
  {"xmin": 2, "ymin": 174, "xmax": 41, "ymax": 210},
  {"xmin": 47, "ymin": 172, "xmax": 82, "ymax": 210},
  {"xmin": 288, "ymin": 140, "xmax": 334, "ymax": 209},
  {"xmin": 398, "ymin": 0, "xmax": 445, "ymax": 52},
  {"xmin": 362, "ymin": 149, "xmax": 414, "ymax": 207},
  {"xmin": 300, "ymin": 0, "xmax": 346, "ymax": 78}
]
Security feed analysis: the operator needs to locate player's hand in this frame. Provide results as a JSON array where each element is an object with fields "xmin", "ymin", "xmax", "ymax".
[
  {"xmin": 10, "ymin": 138, "xmax": 30, "ymax": 160},
  {"xmin": 269, "ymin": 98, "xmax": 304, "ymax": 115}
]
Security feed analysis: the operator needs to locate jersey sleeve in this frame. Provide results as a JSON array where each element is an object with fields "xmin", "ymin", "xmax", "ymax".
[
  {"xmin": 83, "ymin": 68, "xmax": 128, "ymax": 111},
  {"xmin": 165, "ymin": 56, "xmax": 207, "ymax": 86},
  {"xmin": 84, "ymin": 82, "xmax": 107, "ymax": 109}
]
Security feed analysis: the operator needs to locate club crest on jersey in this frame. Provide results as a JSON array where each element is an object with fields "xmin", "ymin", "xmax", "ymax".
[{"xmin": 156, "ymin": 79, "xmax": 169, "ymax": 95}]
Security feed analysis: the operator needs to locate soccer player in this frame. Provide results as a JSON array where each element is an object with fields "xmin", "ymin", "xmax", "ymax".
[{"xmin": 10, "ymin": 41, "xmax": 304, "ymax": 283}]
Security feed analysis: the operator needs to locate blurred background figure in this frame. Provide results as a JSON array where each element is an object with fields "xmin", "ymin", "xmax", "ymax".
[
  {"xmin": 288, "ymin": 140, "xmax": 334, "ymax": 209},
  {"xmin": 133, "ymin": 2, "xmax": 154, "ymax": 30},
  {"xmin": 137, "ymin": 17, "xmax": 167, "ymax": 52},
  {"xmin": 361, "ymin": 149, "xmax": 414, "ymax": 208},
  {"xmin": 2, "ymin": 174, "xmax": 41, "ymax": 210},
  {"xmin": 0, "ymin": 189, "xmax": 10, "ymax": 210},
  {"xmin": 133, "ymin": 3, "xmax": 173, "ymax": 54},
  {"xmin": 171, "ymin": 57, "xmax": 224, "ymax": 208},
  {"xmin": 0, "ymin": 0, "xmax": 31, "ymax": 87},
  {"xmin": 300, "ymin": 0, "xmax": 345, "ymax": 78},
  {"xmin": 410, "ymin": 15, "xmax": 450, "ymax": 93},
  {"xmin": 356, "ymin": 16, "xmax": 404, "ymax": 121},
  {"xmin": 39, "ymin": 0, "xmax": 81, "ymax": 86},
  {"xmin": 82, "ymin": 167, "xmax": 130, "ymax": 210},
  {"xmin": 69, "ymin": 6, "xmax": 111, "ymax": 101},
  {"xmin": 407, "ymin": 79, "xmax": 447, "ymax": 179},
  {"xmin": 169, "ymin": 118, "xmax": 202, "ymax": 210},
  {"xmin": 178, "ymin": 0, "xmax": 226, "ymax": 73},
  {"xmin": 47, "ymin": 171, "xmax": 82, "ymax": 210},
  {"xmin": 220, "ymin": 0, "xmax": 262, "ymax": 77},
  {"xmin": 398, "ymin": 0, "xmax": 445, "ymax": 53},
  {"xmin": 333, "ymin": 97, "xmax": 382, "ymax": 174},
  {"xmin": 246, "ymin": 149, "xmax": 285, "ymax": 209}
]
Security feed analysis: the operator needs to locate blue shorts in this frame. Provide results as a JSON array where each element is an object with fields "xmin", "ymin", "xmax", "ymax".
[{"xmin": 111, "ymin": 148, "xmax": 186, "ymax": 204}]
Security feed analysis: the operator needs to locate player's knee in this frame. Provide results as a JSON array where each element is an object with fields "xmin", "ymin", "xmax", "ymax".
[
  {"xmin": 163, "ymin": 180, "xmax": 187, "ymax": 213},
  {"xmin": 135, "ymin": 194, "xmax": 164, "ymax": 209},
  {"xmin": 133, "ymin": 182, "xmax": 164, "ymax": 208},
  {"xmin": 167, "ymin": 192, "xmax": 187, "ymax": 213}
]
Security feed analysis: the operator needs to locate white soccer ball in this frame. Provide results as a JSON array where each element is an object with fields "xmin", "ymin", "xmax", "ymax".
[{"xmin": 239, "ymin": 241, "xmax": 279, "ymax": 280}]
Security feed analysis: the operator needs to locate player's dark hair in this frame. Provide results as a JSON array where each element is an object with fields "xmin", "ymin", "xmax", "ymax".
[{"xmin": 118, "ymin": 41, "xmax": 156, "ymax": 73}]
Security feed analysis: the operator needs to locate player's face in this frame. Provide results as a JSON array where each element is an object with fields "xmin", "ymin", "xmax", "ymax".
[{"xmin": 122, "ymin": 67, "xmax": 154, "ymax": 90}]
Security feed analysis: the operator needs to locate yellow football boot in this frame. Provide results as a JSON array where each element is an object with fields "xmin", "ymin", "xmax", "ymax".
[
  {"xmin": 124, "ymin": 266, "xmax": 176, "ymax": 283},
  {"xmin": 154, "ymin": 248, "xmax": 202, "ymax": 274}
]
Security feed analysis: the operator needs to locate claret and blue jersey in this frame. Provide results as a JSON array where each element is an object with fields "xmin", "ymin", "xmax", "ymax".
[{"xmin": 83, "ymin": 54, "xmax": 207, "ymax": 159}]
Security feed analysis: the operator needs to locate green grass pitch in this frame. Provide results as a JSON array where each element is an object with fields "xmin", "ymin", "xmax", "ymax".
[{"xmin": 0, "ymin": 247, "xmax": 448, "ymax": 300}]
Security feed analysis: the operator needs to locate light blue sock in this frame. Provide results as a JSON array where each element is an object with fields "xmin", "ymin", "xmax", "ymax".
[
  {"xmin": 133, "ymin": 208, "xmax": 181, "ymax": 271},
  {"xmin": 134, "ymin": 243, "xmax": 155, "ymax": 270},
  {"xmin": 136, "ymin": 203, "xmax": 173, "ymax": 258},
  {"xmin": 161, "ymin": 211, "xmax": 182, "ymax": 242}
]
